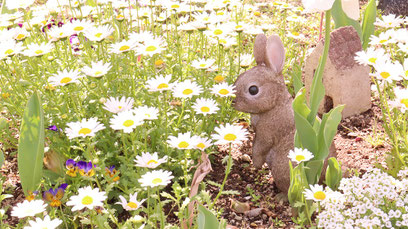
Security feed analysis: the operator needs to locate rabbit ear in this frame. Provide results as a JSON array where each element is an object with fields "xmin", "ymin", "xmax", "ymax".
[
  {"xmin": 254, "ymin": 34, "xmax": 267, "ymax": 65},
  {"xmin": 264, "ymin": 35, "xmax": 285, "ymax": 73}
]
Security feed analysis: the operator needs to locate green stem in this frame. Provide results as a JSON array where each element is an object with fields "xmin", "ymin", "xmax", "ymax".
[{"xmin": 211, "ymin": 143, "xmax": 232, "ymax": 208}]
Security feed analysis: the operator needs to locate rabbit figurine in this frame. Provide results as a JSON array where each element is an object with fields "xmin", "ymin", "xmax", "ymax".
[{"xmin": 233, "ymin": 34, "xmax": 295, "ymax": 193}]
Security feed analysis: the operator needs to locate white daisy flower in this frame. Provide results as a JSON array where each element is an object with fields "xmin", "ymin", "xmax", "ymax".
[
  {"xmin": 109, "ymin": 40, "xmax": 137, "ymax": 54},
  {"xmin": 68, "ymin": 19, "xmax": 92, "ymax": 34},
  {"xmin": 369, "ymin": 31, "xmax": 395, "ymax": 46},
  {"xmin": 0, "ymin": 40, "xmax": 24, "ymax": 59},
  {"xmin": 83, "ymin": 25, "xmax": 114, "ymax": 42},
  {"xmin": 191, "ymin": 58, "xmax": 216, "ymax": 70},
  {"xmin": 192, "ymin": 136, "xmax": 213, "ymax": 150},
  {"xmin": 65, "ymin": 118, "xmax": 105, "ymax": 139},
  {"xmin": 303, "ymin": 184, "xmax": 329, "ymax": 202},
  {"xmin": 12, "ymin": 27, "xmax": 29, "ymax": 41},
  {"xmin": 66, "ymin": 186, "xmax": 107, "ymax": 211},
  {"xmin": 403, "ymin": 58, "xmax": 408, "ymax": 79},
  {"xmin": 167, "ymin": 132, "xmax": 195, "ymax": 150},
  {"xmin": 110, "ymin": 110, "xmax": 144, "ymax": 133},
  {"xmin": 239, "ymin": 53, "xmax": 254, "ymax": 68},
  {"xmin": 398, "ymin": 43, "xmax": 408, "ymax": 54},
  {"xmin": 373, "ymin": 60, "xmax": 404, "ymax": 82},
  {"xmin": 128, "ymin": 31, "xmax": 155, "ymax": 44},
  {"xmin": 287, "ymin": 148, "xmax": 314, "ymax": 164},
  {"xmin": 48, "ymin": 26, "xmax": 71, "ymax": 41},
  {"xmin": 6, "ymin": 0, "xmax": 35, "ymax": 10},
  {"xmin": 172, "ymin": 80, "xmax": 203, "ymax": 98},
  {"xmin": 211, "ymin": 82, "xmax": 236, "ymax": 97},
  {"xmin": 389, "ymin": 87, "xmax": 408, "ymax": 112},
  {"xmin": 135, "ymin": 152, "xmax": 168, "ymax": 168},
  {"xmin": 116, "ymin": 192, "xmax": 146, "ymax": 211},
  {"xmin": 136, "ymin": 37, "xmax": 166, "ymax": 56},
  {"xmin": 374, "ymin": 14, "xmax": 404, "ymax": 28},
  {"xmin": 205, "ymin": 24, "xmax": 234, "ymax": 38},
  {"xmin": 82, "ymin": 60, "xmax": 112, "ymax": 78},
  {"xmin": 23, "ymin": 215, "xmax": 62, "ymax": 229},
  {"xmin": 11, "ymin": 200, "xmax": 47, "ymax": 218},
  {"xmin": 23, "ymin": 42, "xmax": 54, "ymax": 57},
  {"xmin": 354, "ymin": 47, "xmax": 388, "ymax": 66},
  {"xmin": 138, "ymin": 170, "xmax": 174, "ymax": 188},
  {"xmin": 212, "ymin": 123, "xmax": 249, "ymax": 145},
  {"xmin": 146, "ymin": 75, "xmax": 174, "ymax": 92},
  {"xmin": 132, "ymin": 106, "xmax": 159, "ymax": 120},
  {"xmin": 103, "ymin": 97, "xmax": 134, "ymax": 114},
  {"xmin": 192, "ymin": 98, "xmax": 219, "ymax": 115},
  {"xmin": 48, "ymin": 69, "xmax": 84, "ymax": 87}
]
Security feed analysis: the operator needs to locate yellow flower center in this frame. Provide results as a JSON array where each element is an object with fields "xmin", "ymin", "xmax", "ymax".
[
  {"xmin": 123, "ymin": 120, "xmax": 134, "ymax": 127},
  {"xmin": 219, "ymin": 89, "xmax": 229, "ymax": 95},
  {"xmin": 35, "ymin": 50, "xmax": 43, "ymax": 55},
  {"xmin": 178, "ymin": 141, "xmax": 189, "ymax": 148},
  {"xmin": 118, "ymin": 106, "xmax": 123, "ymax": 109},
  {"xmin": 405, "ymin": 70, "xmax": 408, "ymax": 77},
  {"xmin": 171, "ymin": 4, "xmax": 180, "ymax": 8},
  {"xmin": 368, "ymin": 57, "xmax": 377, "ymax": 64},
  {"xmin": 199, "ymin": 63, "xmax": 207, "ymax": 68},
  {"xmin": 379, "ymin": 39, "xmax": 387, "ymax": 44},
  {"xmin": 94, "ymin": 71, "xmax": 103, "ymax": 76},
  {"xmin": 182, "ymin": 89, "xmax": 193, "ymax": 95},
  {"xmin": 81, "ymin": 196, "xmax": 93, "ymax": 205},
  {"xmin": 155, "ymin": 59, "xmax": 164, "ymax": 66},
  {"xmin": 292, "ymin": 32, "xmax": 300, "ymax": 36},
  {"xmin": 380, "ymin": 72, "xmax": 391, "ymax": 79},
  {"xmin": 16, "ymin": 34, "xmax": 25, "ymax": 40},
  {"xmin": 146, "ymin": 46, "xmax": 157, "ymax": 52},
  {"xmin": 295, "ymin": 155, "xmax": 305, "ymax": 162},
  {"xmin": 5, "ymin": 49, "xmax": 14, "ymax": 55},
  {"xmin": 59, "ymin": 32, "xmax": 64, "ymax": 36},
  {"xmin": 74, "ymin": 26, "xmax": 84, "ymax": 31},
  {"xmin": 119, "ymin": 45, "xmax": 130, "ymax": 51},
  {"xmin": 217, "ymin": 11, "xmax": 225, "ymax": 16},
  {"xmin": 254, "ymin": 11, "xmax": 261, "ymax": 16},
  {"xmin": 116, "ymin": 15, "xmax": 124, "ymax": 20},
  {"xmin": 78, "ymin": 128, "xmax": 92, "ymax": 135},
  {"xmin": 127, "ymin": 202, "xmax": 138, "ymax": 209},
  {"xmin": 213, "ymin": 29, "xmax": 223, "ymax": 35},
  {"xmin": 313, "ymin": 191, "xmax": 326, "ymax": 200},
  {"xmin": 152, "ymin": 178, "xmax": 162, "ymax": 184},
  {"xmin": 147, "ymin": 159, "xmax": 158, "ymax": 165},
  {"xmin": 157, "ymin": 83, "xmax": 168, "ymax": 89},
  {"xmin": 401, "ymin": 99, "xmax": 408, "ymax": 108},
  {"xmin": 95, "ymin": 32, "xmax": 103, "ymax": 38},
  {"xmin": 197, "ymin": 143, "xmax": 206, "ymax": 149},
  {"xmin": 200, "ymin": 106, "xmax": 210, "ymax": 112},
  {"xmin": 235, "ymin": 25, "xmax": 243, "ymax": 29},
  {"xmin": 214, "ymin": 75, "xmax": 224, "ymax": 82},
  {"xmin": 224, "ymin": 133, "xmax": 237, "ymax": 141},
  {"xmin": 60, "ymin": 77, "xmax": 72, "ymax": 84}
]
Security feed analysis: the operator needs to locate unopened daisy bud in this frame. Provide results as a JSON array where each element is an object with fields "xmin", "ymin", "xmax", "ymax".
[
  {"xmin": 61, "ymin": 114, "xmax": 68, "ymax": 119},
  {"xmin": 214, "ymin": 75, "xmax": 224, "ymax": 83},
  {"xmin": 99, "ymin": 98, "xmax": 107, "ymax": 104},
  {"xmin": 48, "ymin": 56, "xmax": 55, "ymax": 61},
  {"xmin": 155, "ymin": 59, "xmax": 164, "ymax": 66},
  {"xmin": 78, "ymin": 44, "xmax": 84, "ymax": 50},
  {"xmin": 92, "ymin": 158, "xmax": 99, "ymax": 164},
  {"xmin": 129, "ymin": 62, "xmax": 135, "ymax": 66},
  {"xmin": 90, "ymin": 82, "xmax": 97, "ymax": 88}
]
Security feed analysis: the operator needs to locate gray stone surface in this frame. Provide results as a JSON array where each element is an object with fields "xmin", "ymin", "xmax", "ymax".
[{"xmin": 304, "ymin": 26, "xmax": 371, "ymax": 118}]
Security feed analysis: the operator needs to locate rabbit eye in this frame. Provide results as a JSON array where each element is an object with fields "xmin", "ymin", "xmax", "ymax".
[{"xmin": 249, "ymin": 85, "xmax": 259, "ymax": 95}]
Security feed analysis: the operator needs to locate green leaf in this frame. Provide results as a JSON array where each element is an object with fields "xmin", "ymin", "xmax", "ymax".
[
  {"xmin": 304, "ymin": 160, "xmax": 324, "ymax": 185},
  {"xmin": 17, "ymin": 92, "xmax": 44, "ymax": 195},
  {"xmin": 316, "ymin": 105, "xmax": 344, "ymax": 160},
  {"xmin": 361, "ymin": 0, "xmax": 376, "ymax": 50},
  {"xmin": 291, "ymin": 64, "xmax": 304, "ymax": 95},
  {"xmin": 0, "ymin": 118, "xmax": 7, "ymax": 130},
  {"xmin": 331, "ymin": 0, "xmax": 363, "ymax": 38},
  {"xmin": 197, "ymin": 205, "xmax": 224, "ymax": 229},
  {"xmin": 0, "ymin": 151, "xmax": 4, "ymax": 167},
  {"xmin": 293, "ymin": 90, "xmax": 318, "ymax": 153},
  {"xmin": 325, "ymin": 157, "xmax": 342, "ymax": 190}
]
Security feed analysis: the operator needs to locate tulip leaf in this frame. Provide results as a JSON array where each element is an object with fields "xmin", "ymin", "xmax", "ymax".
[
  {"xmin": 325, "ymin": 157, "xmax": 342, "ymax": 190},
  {"xmin": 1, "ymin": 0, "xmax": 15, "ymax": 14},
  {"xmin": 197, "ymin": 205, "xmax": 224, "ymax": 229},
  {"xmin": 361, "ymin": 0, "xmax": 376, "ymax": 50},
  {"xmin": 17, "ymin": 92, "xmax": 44, "ymax": 195},
  {"xmin": 331, "ymin": 0, "xmax": 362, "ymax": 38}
]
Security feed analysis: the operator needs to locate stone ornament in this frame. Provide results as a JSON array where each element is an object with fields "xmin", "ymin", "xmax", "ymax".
[{"xmin": 304, "ymin": 26, "xmax": 371, "ymax": 118}]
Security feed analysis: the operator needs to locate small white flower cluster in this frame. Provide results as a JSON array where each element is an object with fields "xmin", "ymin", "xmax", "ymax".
[{"xmin": 317, "ymin": 168, "xmax": 408, "ymax": 229}]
